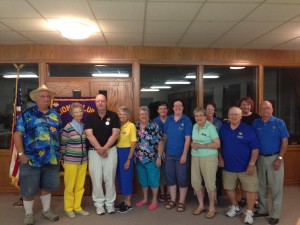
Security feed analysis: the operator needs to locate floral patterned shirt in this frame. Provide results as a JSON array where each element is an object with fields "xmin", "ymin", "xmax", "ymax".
[
  {"xmin": 15, "ymin": 105, "xmax": 62, "ymax": 167},
  {"xmin": 135, "ymin": 121, "xmax": 163, "ymax": 164}
]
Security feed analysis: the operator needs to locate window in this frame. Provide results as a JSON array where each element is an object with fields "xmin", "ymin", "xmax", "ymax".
[
  {"xmin": 264, "ymin": 67, "xmax": 300, "ymax": 145},
  {"xmin": 0, "ymin": 63, "xmax": 39, "ymax": 149},
  {"xmin": 140, "ymin": 65, "xmax": 196, "ymax": 119},
  {"xmin": 48, "ymin": 64, "xmax": 132, "ymax": 77},
  {"xmin": 204, "ymin": 66, "xmax": 258, "ymax": 119}
]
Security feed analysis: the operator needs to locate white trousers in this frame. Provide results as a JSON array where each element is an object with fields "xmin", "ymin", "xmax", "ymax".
[{"xmin": 88, "ymin": 146, "xmax": 117, "ymax": 208}]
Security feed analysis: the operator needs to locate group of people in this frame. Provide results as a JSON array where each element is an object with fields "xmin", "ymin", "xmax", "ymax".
[{"xmin": 14, "ymin": 85, "xmax": 288, "ymax": 225}]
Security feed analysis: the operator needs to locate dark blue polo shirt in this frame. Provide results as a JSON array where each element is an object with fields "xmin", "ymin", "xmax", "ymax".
[{"xmin": 220, "ymin": 122, "xmax": 260, "ymax": 172}]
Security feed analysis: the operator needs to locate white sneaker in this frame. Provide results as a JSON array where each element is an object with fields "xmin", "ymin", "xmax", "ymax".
[
  {"xmin": 75, "ymin": 210, "xmax": 90, "ymax": 216},
  {"xmin": 96, "ymin": 206, "xmax": 105, "ymax": 215},
  {"xmin": 65, "ymin": 211, "xmax": 76, "ymax": 218},
  {"xmin": 226, "ymin": 205, "xmax": 242, "ymax": 217},
  {"xmin": 244, "ymin": 210, "xmax": 254, "ymax": 224},
  {"xmin": 106, "ymin": 205, "xmax": 115, "ymax": 214}
]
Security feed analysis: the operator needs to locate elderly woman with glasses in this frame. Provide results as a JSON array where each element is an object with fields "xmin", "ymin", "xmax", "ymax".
[
  {"xmin": 191, "ymin": 107, "xmax": 220, "ymax": 219},
  {"xmin": 134, "ymin": 106, "xmax": 164, "ymax": 211}
]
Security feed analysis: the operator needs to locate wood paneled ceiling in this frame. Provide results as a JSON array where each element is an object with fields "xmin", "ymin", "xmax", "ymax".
[{"xmin": 1, "ymin": 0, "xmax": 300, "ymax": 50}]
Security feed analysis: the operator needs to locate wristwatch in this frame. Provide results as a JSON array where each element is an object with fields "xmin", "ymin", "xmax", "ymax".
[
  {"xmin": 277, "ymin": 156, "xmax": 283, "ymax": 160},
  {"xmin": 18, "ymin": 152, "xmax": 23, "ymax": 156}
]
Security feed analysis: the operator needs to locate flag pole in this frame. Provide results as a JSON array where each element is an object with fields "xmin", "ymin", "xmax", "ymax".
[{"xmin": 9, "ymin": 64, "xmax": 24, "ymax": 188}]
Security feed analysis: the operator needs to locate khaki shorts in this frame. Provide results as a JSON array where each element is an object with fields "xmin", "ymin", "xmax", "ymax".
[{"xmin": 223, "ymin": 168, "xmax": 258, "ymax": 192}]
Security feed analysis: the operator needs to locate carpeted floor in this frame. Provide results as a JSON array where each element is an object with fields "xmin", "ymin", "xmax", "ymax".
[{"xmin": 1, "ymin": 186, "xmax": 299, "ymax": 225}]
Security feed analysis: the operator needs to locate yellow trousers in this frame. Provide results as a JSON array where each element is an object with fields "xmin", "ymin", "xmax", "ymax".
[{"xmin": 63, "ymin": 162, "xmax": 87, "ymax": 212}]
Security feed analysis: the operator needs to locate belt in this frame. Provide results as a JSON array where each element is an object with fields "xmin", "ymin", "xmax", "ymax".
[{"xmin": 260, "ymin": 151, "xmax": 279, "ymax": 157}]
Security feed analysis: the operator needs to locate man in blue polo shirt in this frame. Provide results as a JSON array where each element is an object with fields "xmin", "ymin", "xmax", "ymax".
[
  {"xmin": 219, "ymin": 107, "xmax": 259, "ymax": 225},
  {"xmin": 252, "ymin": 101, "xmax": 289, "ymax": 225}
]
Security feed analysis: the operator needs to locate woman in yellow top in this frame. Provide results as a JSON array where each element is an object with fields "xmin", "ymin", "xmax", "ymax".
[{"xmin": 115, "ymin": 106, "xmax": 137, "ymax": 213}]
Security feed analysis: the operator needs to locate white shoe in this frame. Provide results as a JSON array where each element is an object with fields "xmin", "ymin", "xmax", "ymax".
[
  {"xmin": 75, "ymin": 210, "xmax": 90, "ymax": 216},
  {"xmin": 65, "ymin": 211, "xmax": 76, "ymax": 219},
  {"xmin": 226, "ymin": 205, "xmax": 242, "ymax": 218},
  {"xmin": 96, "ymin": 206, "xmax": 105, "ymax": 215},
  {"xmin": 244, "ymin": 210, "xmax": 254, "ymax": 224},
  {"xmin": 106, "ymin": 205, "xmax": 115, "ymax": 214}
]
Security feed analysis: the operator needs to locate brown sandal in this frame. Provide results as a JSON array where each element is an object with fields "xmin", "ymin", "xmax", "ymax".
[
  {"xmin": 177, "ymin": 202, "xmax": 186, "ymax": 212},
  {"xmin": 165, "ymin": 201, "xmax": 176, "ymax": 210}
]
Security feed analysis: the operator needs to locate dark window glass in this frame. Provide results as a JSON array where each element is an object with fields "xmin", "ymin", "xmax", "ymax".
[{"xmin": 264, "ymin": 67, "xmax": 300, "ymax": 145}]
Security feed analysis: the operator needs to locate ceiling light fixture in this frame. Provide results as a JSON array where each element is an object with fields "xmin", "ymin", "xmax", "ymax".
[
  {"xmin": 3, "ymin": 74, "xmax": 38, "ymax": 78},
  {"xmin": 150, "ymin": 86, "xmax": 171, "ymax": 89},
  {"xmin": 230, "ymin": 66, "xmax": 245, "ymax": 70},
  {"xmin": 49, "ymin": 19, "xmax": 98, "ymax": 40},
  {"xmin": 165, "ymin": 81, "xmax": 191, "ymax": 84},
  {"xmin": 92, "ymin": 73, "xmax": 129, "ymax": 77},
  {"xmin": 141, "ymin": 88, "xmax": 159, "ymax": 92}
]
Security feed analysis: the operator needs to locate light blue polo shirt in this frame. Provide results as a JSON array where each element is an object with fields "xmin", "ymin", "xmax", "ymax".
[
  {"xmin": 220, "ymin": 122, "xmax": 260, "ymax": 172},
  {"xmin": 252, "ymin": 116, "xmax": 289, "ymax": 155},
  {"xmin": 165, "ymin": 114, "xmax": 192, "ymax": 156},
  {"xmin": 192, "ymin": 120, "xmax": 219, "ymax": 157}
]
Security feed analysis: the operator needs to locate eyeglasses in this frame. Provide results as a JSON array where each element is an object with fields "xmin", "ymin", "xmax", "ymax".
[{"xmin": 39, "ymin": 95, "xmax": 50, "ymax": 99}]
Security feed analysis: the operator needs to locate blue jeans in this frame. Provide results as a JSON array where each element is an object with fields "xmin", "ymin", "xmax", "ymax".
[{"xmin": 20, "ymin": 163, "xmax": 60, "ymax": 197}]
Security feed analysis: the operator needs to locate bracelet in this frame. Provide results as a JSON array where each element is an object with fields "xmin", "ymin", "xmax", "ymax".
[{"xmin": 157, "ymin": 154, "xmax": 162, "ymax": 158}]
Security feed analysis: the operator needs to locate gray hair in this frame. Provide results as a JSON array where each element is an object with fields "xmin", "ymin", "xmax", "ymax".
[
  {"xmin": 70, "ymin": 102, "xmax": 84, "ymax": 115},
  {"xmin": 139, "ymin": 106, "xmax": 150, "ymax": 116},
  {"xmin": 193, "ymin": 107, "xmax": 206, "ymax": 116},
  {"xmin": 119, "ymin": 106, "xmax": 131, "ymax": 116}
]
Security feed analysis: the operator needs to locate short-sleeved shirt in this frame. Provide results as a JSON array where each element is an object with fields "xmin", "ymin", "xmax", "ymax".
[
  {"xmin": 153, "ymin": 116, "xmax": 167, "ymax": 133},
  {"xmin": 252, "ymin": 116, "xmax": 289, "ymax": 155},
  {"xmin": 192, "ymin": 120, "xmax": 219, "ymax": 157},
  {"xmin": 117, "ymin": 121, "xmax": 137, "ymax": 148},
  {"xmin": 85, "ymin": 110, "xmax": 120, "ymax": 148},
  {"xmin": 219, "ymin": 122, "xmax": 260, "ymax": 172},
  {"xmin": 212, "ymin": 117, "xmax": 222, "ymax": 133},
  {"xmin": 15, "ymin": 105, "xmax": 62, "ymax": 167},
  {"xmin": 135, "ymin": 121, "xmax": 163, "ymax": 164},
  {"xmin": 164, "ymin": 114, "xmax": 192, "ymax": 156}
]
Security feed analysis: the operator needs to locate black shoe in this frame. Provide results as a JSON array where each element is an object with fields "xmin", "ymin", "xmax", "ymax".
[
  {"xmin": 118, "ymin": 203, "xmax": 132, "ymax": 213},
  {"xmin": 269, "ymin": 218, "xmax": 279, "ymax": 224},
  {"xmin": 115, "ymin": 201, "xmax": 125, "ymax": 209},
  {"xmin": 253, "ymin": 211, "xmax": 269, "ymax": 217}
]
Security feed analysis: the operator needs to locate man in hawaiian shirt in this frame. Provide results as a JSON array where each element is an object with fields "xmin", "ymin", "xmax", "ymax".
[{"xmin": 14, "ymin": 85, "xmax": 62, "ymax": 225}]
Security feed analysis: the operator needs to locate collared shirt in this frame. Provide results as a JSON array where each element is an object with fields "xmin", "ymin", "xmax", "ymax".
[
  {"xmin": 220, "ymin": 122, "xmax": 260, "ymax": 172},
  {"xmin": 70, "ymin": 118, "xmax": 83, "ymax": 135},
  {"xmin": 252, "ymin": 116, "xmax": 289, "ymax": 155},
  {"xmin": 153, "ymin": 116, "xmax": 167, "ymax": 133},
  {"xmin": 135, "ymin": 121, "xmax": 163, "ymax": 164},
  {"xmin": 15, "ymin": 105, "xmax": 62, "ymax": 167},
  {"xmin": 192, "ymin": 120, "xmax": 219, "ymax": 157},
  {"xmin": 117, "ymin": 121, "xmax": 137, "ymax": 148},
  {"xmin": 85, "ymin": 110, "xmax": 120, "ymax": 148},
  {"xmin": 212, "ymin": 117, "xmax": 223, "ymax": 133},
  {"xmin": 164, "ymin": 114, "xmax": 192, "ymax": 156}
]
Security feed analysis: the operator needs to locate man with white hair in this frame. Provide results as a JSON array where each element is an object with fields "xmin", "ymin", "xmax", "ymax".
[
  {"xmin": 219, "ymin": 106, "xmax": 259, "ymax": 225},
  {"xmin": 14, "ymin": 85, "xmax": 62, "ymax": 225}
]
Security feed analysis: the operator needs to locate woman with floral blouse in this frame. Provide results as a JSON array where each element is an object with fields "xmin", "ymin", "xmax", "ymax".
[{"xmin": 134, "ymin": 106, "xmax": 164, "ymax": 211}]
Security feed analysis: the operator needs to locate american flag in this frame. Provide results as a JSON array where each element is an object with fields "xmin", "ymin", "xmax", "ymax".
[{"xmin": 9, "ymin": 76, "xmax": 22, "ymax": 188}]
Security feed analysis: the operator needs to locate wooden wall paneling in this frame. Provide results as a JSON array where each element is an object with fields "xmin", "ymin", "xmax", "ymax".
[
  {"xmin": 0, "ymin": 150, "xmax": 19, "ymax": 194},
  {"xmin": 284, "ymin": 147, "xmax": 300, "ymax": 185},
  {"xmin": 132, "ymin": 62, "xmax": 140, "ymax": 122},
  {"xmin": 1, "ymin": 45, "xmax": 300, "ymax": 66},
  {"xmin": 45, "ymin": 79, "xmax": 90, "ymax": 97},
  {"xmin": 89, "ymin": 80, "xmax": 133, "ymax": 118}
]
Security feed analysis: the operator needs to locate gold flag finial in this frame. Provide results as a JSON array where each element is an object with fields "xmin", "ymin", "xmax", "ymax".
[{"xmin": 13, "ymin": 64, "xmax": 24, "ymax": 78}]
